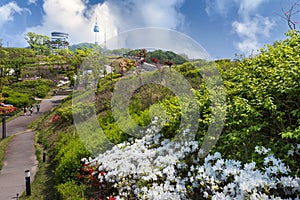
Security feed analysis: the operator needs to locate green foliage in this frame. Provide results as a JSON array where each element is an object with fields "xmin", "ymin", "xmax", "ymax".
[
  {"xmin": 56, "ymin": 102, "xmax": 95, "ymax": 125},
  {"xmin": 55, "ymin": 134, "xmax": 91, "ymax": 184},
  {"xmin": 56, "ymin": 105, "xmax": 73, "ymax": 124},
  {"xmin": 0, "ymin": 47, "xmax": 36, "ymax": 59},
  {"xmin": 174, "ymin": 62, "xmax": 204, "ymax": 89},
  {"xmin": 213, "ymin": 30, "xmax": 300, "ymax": 167},
  {"xmin": 2, "ymin": 86, "xmax": 32, "ymax": 107},
  {"xmin": 126, "ymin": 49, "xmax": 188, "ymax": 64},
  {"xmin": 24, "ymin": 32, "xmax": 50, "ymax": 54},
  {"xmin": 69, "ymin": 43, "xmax": 97, "ymax": 52},
  {"xmin": 24, "ymin": 30, "xmax": 300, "ymax": 196},
  {"xmin": 96, "ymin": 119, "xmax": 128, "ymax": 145},
  {"xmin": 57, "ymin": 181, "xmax": 86, "ymax": 200},
  {"xmin": 35, "ymin": 84, "xmax": 50, "ymax": 98},
  {"xmin": 13, "ymin": 79, "xmax": 52, "ymax": 88},
  {"xmin": 146, "ymin": 49, "xmax": 187, "ymax": 64},
  {"xmin": 1, "ymin": 79, "xmax": 51, "ymax": 109},
  {"xmin": 109, "ymin": 48, "xmax": 131, "ymax": 55},
  {"xmin": 93, "ymin": 31, "xmax": 299, "ymax": 173}
]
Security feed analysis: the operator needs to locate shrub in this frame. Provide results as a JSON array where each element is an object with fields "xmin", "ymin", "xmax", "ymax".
[
  {"xmin": 55, "ymin": 135, "xmax": 91, "ymax": 184},
  {"xmin": 57, "ymin": 181, "xmax": 86, "ymax": 200},
  {"xmin": 35, "ymin": 84, "xmax": 50, "ymax": 98},
  {"xmin": 3, "ymin": 90, "xmax": 32, "ymax": 107}
]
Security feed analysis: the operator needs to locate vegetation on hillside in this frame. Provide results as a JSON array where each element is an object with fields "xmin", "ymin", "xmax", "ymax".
[
  {"xmin": 25, "ymin": 30, "xmax": 300, "ymax": 199},
  {"xmin": 1, "ymin": 26, "xmax": 299, "ymax": 198},
  {"xmin": 125, "ymin": 48, "xmax": 188, "ymax": 64}
]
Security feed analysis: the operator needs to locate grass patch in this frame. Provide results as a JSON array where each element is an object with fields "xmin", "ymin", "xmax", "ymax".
[
  {"xmin": 0, "ymin": 136, "xmax": 15, "ymax": 171},
  {"xmin": 21, "ymin": 161, "xmax": 58, "ymax": 200}
]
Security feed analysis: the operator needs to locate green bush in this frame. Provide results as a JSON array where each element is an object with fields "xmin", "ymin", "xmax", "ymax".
[
  {"xmin": 2, "ymin": 79, "xmax": 52, "ymax": 107},
  {"xmin": 55, "ymin": 134, "xmax": 91, "ymax": 184},
  {"xmin": 12, "ymin": 79, "xmax": 52, "ymax": 89},
  {"xmin": 57, "ymin": 181, "xmax": 85, "ymax": 200},
  {"xmin": 35, "ymin": 84, "xmax": 50, "ymax": 98},
  {"xmin": 56, "ymin": 102, "xmax": 94, "ymax": 124},
  {"xmin": 3, "ymin": 88, "xmax": 33, "ymax": 107},
  {"xmin": 56, "ymin": 105, "xmax": 73, "ymax": 124}
]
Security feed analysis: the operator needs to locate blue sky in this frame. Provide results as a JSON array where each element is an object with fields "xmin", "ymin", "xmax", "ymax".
[{"xmin": 0, "ymin": 0, "xmax": 297, "ymax": 59}]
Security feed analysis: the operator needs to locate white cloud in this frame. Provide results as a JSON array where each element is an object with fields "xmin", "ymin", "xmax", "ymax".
[
  {"xmin": 24, "ymin": 0, "xmax": 185, "ymax": 46},
  {"xmin": 205, "ymin": 0, "xmax": 274, "ymax": 56},
  {"xmin": 0, "ymin": 2, "xmax": 29, "ymax": 28},
  {"xmin": 205, "ymin": 0, "xmax": 268, "ymax": 17},
  {"xmin": 28, "ymin": 0, "xmax": 38, "ymax": 5},
  {"xmin": 232, "ymin": 15, "xmax": 275, "ymax": 55},
  {"xmin": 234, "ymin": 0, "xmax": 266, "ymax": 17},
  {"xmin": 205, "ymin": 0, "xmax": 234, "ymax": 16},
  {"xmin": 232, "ymin": 15, "xmax": 274, "ymax": 39},
  {"xmin": 25, "ymin": 0, "xmax": 101, "ymax": 45},
  {"xmin": 107, "ymin": 0, "xmax": 185, "ymax": 31},
  {"xmin": 232, "ymin": 0, "xmax": 274, "ymax": 55}
]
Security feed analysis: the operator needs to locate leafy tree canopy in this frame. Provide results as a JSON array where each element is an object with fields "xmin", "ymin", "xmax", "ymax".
[
  {"xmin": 125, "ymin": 49, "xmax": 188, "ymax": 65},
  {"xmin": 24, "ymin": 32, "xmax": 50, "ymax": 54}
]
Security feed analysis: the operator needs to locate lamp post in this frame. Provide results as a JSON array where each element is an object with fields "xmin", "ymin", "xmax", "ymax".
[
  {"xmin": 1, "ymin": 109, "xmax": 7, "ymax": 139},
  {"xmin": 25, "ymin": 170, "xmax": 31, "ymax": 196}
]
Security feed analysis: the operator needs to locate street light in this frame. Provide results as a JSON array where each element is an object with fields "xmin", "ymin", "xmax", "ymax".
[
  {"xmin": 1, "ymin": 109, "xmax": 7, "ymax": 139},
  {"xmin": 25, "ymin": 170, "xmax": 31, "ymax": 196}
]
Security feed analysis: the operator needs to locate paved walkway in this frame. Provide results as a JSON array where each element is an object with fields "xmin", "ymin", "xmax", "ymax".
[{"xmin": 0, "ymin": 95, "xmax": 68, "ymax": 200}]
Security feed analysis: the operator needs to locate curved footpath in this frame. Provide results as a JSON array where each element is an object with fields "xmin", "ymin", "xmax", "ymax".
[{"xmin": 0, "ymin": 95, "xmax": 68, "ymax": 200}]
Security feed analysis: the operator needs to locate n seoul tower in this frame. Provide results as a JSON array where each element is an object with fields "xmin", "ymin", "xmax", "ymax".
[{"xmin": 94, "ymin": 17, "xmax": 100, "ymax": 45}]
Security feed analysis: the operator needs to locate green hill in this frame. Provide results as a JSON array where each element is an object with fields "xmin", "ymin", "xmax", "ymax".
[{"xmin": 19, "ymin": 30, "xmax": 300, "ymax": 199}]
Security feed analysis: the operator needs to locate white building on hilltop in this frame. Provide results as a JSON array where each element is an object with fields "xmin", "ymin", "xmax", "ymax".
[{"xmin": 51, "ymin": 32, "xmax": 69, "ymax": 53}]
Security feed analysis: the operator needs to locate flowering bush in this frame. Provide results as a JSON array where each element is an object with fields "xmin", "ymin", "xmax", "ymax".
[
  {"xmin": 52, "ymin": 114, "xmax": 60, "ymax": 123},
  {"xmin": 80, "ymin": 121, "xmax": 300, "ymax": 199}
]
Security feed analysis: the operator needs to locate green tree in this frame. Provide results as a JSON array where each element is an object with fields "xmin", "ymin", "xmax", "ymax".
[
  {"xmin": 0, "ymin": 49, "xmax": 9, "ymax": 92},
  {"xmin": 24, "ymin": 32, "xmax": 50, "ymax": 54},
  {"xmin": 215, "ymin": 30, "xmax": 300, "ymax": 167}
]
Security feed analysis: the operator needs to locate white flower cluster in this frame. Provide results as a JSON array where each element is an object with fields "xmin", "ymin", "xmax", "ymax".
[
  {"xmin": 87, "ymin": 122, "xmax": 300, "ymax": 199},
  {"xmin": 189, "ymin": 152, "xmax": 300, "ymax": 199}
]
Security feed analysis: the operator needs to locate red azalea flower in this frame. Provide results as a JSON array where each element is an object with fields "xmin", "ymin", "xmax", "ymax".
[
  {"xmin": 101, "ymin": 170, "xmax": 105, "ymax": 176},
  {"xmin": 88, "ymin": 167, "xmax": 93, "ymax": 174},
  {"xmin": 109, "ymin": 196, "xmax": 116, "ymax": 200},
  {"xmin": 52, "ymin": 114, "xmax": 60, "ymax": 122},
  {"xmin": 151, "ymin": 57, "xmax": 159, "ymax": 64}
]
